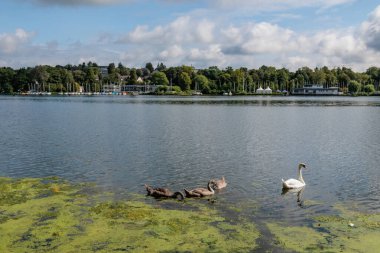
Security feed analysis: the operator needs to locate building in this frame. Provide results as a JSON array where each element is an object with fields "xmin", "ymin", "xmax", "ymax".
[
  {"xmin": 121, "ymin": 84, "xmax": 158, "ymax": 94},
  {"xmin": 292, "ymin": 84, "xmax": 339, "ymax": 95},
  {"xmin": 136, "ymin": 77, "xmax": 144, "ymax": 84},
  {"xmin": 256, "ymin": 86, "xmax": 264, "ymax": 94},
  {"xmin": 264, "ymin": 86, "xmax": 272, "ymax": 94},
  {"xmin": 102, "ymin": 84, "xmax": 120, "ymax": 94},
  {"xmin": 99, "ymin": 66, "xmax": 108, "ymax": 77},
  {"xmin": 256, "ymin": 86, "xmax": 272, "ymax": 94}
]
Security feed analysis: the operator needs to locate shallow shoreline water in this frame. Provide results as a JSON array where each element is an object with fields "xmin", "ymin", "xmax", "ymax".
[
  {"xmin": 0, "ymin": 96, "xmax": 379, "ymax": 251},
  {"xmin": 1, "ymin": 177, "xmax": 379, "ymax": 252}
]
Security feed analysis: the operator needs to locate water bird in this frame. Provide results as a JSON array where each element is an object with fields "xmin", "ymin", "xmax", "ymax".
[
  {"xmin": 210, "ymin": 176, "xmax": 227, "ymax": 190},
  {"xmin": 144, "ymin": 184, "xmax": 184, "ymax": 200},
  {"xmin": 282, "ymin": 163, "xmax": 307, "ymax": 189},
  {"xmin": 184, "ymin": 181, "xmax": 215, "ymax": 197}
]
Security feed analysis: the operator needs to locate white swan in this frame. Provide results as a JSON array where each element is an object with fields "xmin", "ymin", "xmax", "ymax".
[{"xmin": 282, "ymin": 163, "xmax": 307, "ymax": 189}]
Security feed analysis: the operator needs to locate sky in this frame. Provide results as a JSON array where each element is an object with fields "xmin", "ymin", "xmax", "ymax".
[{"xmin": 0, "ymin": 0, "xmax": 379, "ymax": 71}]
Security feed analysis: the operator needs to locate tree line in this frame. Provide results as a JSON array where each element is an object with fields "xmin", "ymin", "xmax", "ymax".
[{"xmin": 0, "ymin": 62, "xmax": 379, "ymax": 95}]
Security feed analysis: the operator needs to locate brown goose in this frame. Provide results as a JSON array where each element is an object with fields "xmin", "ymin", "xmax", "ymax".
[
  {"xmin": 210, "ymin": 176, "xmax": 227, "ymax": 190},
  {"xmin": 184, "ymin": 181, "xmax": 215, "ymax": 197},
  {"xmin": 144, "ymin": 184, "xmax": 184, "ymax": 200}
]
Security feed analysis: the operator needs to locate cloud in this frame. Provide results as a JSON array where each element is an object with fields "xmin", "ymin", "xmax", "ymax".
[
  {"xmin": 222, "ymin": 22, "xmax": 296, "ymax": 55},
  {"xmin": 118, "ymin": 16, "xmax": 215, "ymax": 46},
  {"xmin": 188, "ymin": 45, "xmax": 224, "ymax": 62},
  {"xmin": 2, "ymin": 4, "xmax": 380, "ymax": 72},
  {"xmin": 195, "ymin": 19, "xmax": 215, "ymax": 43},
  {"xmin": 0, "ymin": 29, "xmax": 34, "ymax": 54},
  {"xmin": 123, "ymin": 25, "xmax": 164, "ymax": 43},
  {"xmin": 361, "ymin": 5, "xmax": 380, "ymax": 51},
  {"xmin": 159, "ymin": 44, "xmax": 184, "ymax": 59},
  {"xmin": 30, "ymin": 0, "xmax": 133, "ymax": 6},
  {"xmin": 114, "ymin": 4, "xmax": 380, "ymax": 71},
  {"xmin": 28, "ymin": 0, "xmax": 354, "ymax": 10},
  {"xmin": 213, "ymin": 0, "xmax": 354, "ymax": 11}
]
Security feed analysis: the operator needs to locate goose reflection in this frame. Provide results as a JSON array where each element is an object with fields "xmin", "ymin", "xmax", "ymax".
[{"xmin": 281, "ymin": 186, "xmax": 305, "ymax": 207}]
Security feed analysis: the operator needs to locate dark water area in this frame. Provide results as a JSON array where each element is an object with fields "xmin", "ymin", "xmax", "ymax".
[{"xmin": 1, "ymin": 95, "xmax": 379, "ymax": 226}]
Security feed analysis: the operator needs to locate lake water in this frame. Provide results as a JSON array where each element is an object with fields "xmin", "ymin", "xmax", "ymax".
[{"xmin": 1, "ymin": 95, "xmax": 379, "ymax": 226}]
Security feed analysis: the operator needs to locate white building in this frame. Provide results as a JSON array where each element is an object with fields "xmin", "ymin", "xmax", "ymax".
[
  {"xmin": 102, "ymin": 84, "xmax": 120, "ymax": 94},
  {"xmin": 256, "ymin": 86, "xmax": 264, "ymax": 94},
  {"xmin": 264, "ymin": 86, "xmax": 272, "ymax": 94},
  {"xmin": 293, "ymin": 84, "xmax": 339, "ymax": 95}
]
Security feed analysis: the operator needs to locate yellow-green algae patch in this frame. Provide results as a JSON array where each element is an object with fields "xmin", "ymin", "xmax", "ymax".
[
  {"xmin": 266, "ymin": 203, "xmax": 380, "ymax": 253},
  {"xmin": 0, "ymin": 177, "xmax": 259, "ymax": 252}
]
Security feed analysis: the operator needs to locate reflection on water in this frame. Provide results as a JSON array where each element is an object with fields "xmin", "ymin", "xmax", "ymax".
[
  {"xmin": 7, "ymin": 95, "xmax": 380, "ymax": 107},
  {"xmin": 0, "ymin": 95, "xmax": 379, "ymax": 225},
  {"xmin": 282, "ymin": 187, "xmax": 305, "ymax": 207}
]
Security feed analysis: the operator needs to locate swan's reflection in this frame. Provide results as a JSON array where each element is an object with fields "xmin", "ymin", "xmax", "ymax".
[{"xmin": 281, "ymin": 186, "xmax": 305, "ymax": 207}]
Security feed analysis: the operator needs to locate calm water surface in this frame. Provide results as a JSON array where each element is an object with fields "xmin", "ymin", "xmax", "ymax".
[{"xmin": 1, "ymin": 95, "xmax": 379, "ymax": 224}]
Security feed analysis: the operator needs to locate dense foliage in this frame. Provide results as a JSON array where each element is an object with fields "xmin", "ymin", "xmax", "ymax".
[{"xmin": 0, "ymin": 62, "xmax": 379, "ymax": 94}]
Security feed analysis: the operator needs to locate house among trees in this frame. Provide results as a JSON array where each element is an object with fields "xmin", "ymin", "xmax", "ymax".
[
  {"xmin": 292, "ymin": 84, "xmax": 339, "ymax": 95},
  {"xmin": 1, "ymin": 62, "xmax": 379, "ymax": 95},
  {"xmin": 102, "ymin": 84, "xmax": 120, "ymax": 94},
  {"xmin": 99, "ymin": 66, "xmax": 108, "ymax": 77},
  {"xmin": 136, "ymin": 77, "xmax": 144, "ymax": 84},
  {"xmin": 121, "ymin": 84, "xmax": 157, "ymax": 94}
]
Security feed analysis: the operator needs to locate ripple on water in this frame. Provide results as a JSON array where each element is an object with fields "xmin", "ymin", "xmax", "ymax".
[{"xmin": 0, "ymin": 96, "xmax": 379, "ymax": 221}]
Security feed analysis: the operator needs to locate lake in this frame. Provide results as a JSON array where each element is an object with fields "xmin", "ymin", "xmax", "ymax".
[{"xmin": 1, "ymin": 95, "xmax": 379, "ymax": 251}]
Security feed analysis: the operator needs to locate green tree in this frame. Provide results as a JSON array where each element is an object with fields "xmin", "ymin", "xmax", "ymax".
[
  {"xmin": 156, "ymin": 63, "xmax": 166, "ymax": 71},
  {"xmin": 0, "ymin": 83, "xmax": 13, "ymax": 93},
  {"xmin": 107, "ymin": 63, "xmax": 116, "ymax": 75},
  {"xmin": 194, "ymin": 74, "xmax": 210, "ymax": 94},
  {"xmin": 337, "ymin": 72, "xmax": 350, "ymax": 86},
  {"xmin": 312, "ymin": 68, "xmax": 326, "ymax": 84},
  {"xmin": 72, "ymin": 70, "xmax": 85, "ymax": 86},
  {"xmin": 348, "ymin": 81, "xmax": 361, "ymax": 94},
  {"xmin": 128, "ymin": 68, "xmax": 137, "ymax": 85},
  {"xmin": 325, "ymin": 73, "xmax": 338, "ymax": 86},
  {"xmin": 151, "ymin": 71, "xmax": 169, "ymax": 86},
  {"xmin": 85, "ymin": 68, "xmax": 97, "ymax": 91},
  {"xmin": 363, "ymin": 84, "xmax": 375, "ymax": 93},
  {"xmin": 136, "ymin": 69, "xmax": 143, "ymax": 77},
  {"xmin": 117, "ymin": 63, "xmax": 129, "ymax": 76},
  {"xmin": 179, "ymin": 72, "xmax": 191, "ymax": 91},
  {"xmin": 31, "ymin": 66, "xmax": 50, "ymax": 91},
  {"xmin": 13, "ymin": 68, "xmax": 31, "ymax": 91},
  {"xmin": 145, "ymin": 62, "xmax": 154, "ymax": 73},
  {"xmin": 220, "ymin": 73, "xmax": 231, "ymax": 90},
  {"xmin": 0, "ymin": 67, "xmax": 15, "ymax": 93},
  {"xmin": 277, "ymin": 68, "xmax": 289, "ymax": 90}
]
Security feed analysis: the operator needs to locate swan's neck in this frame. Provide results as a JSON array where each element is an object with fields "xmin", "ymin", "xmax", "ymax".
[
  {"xmin": 208, "ymin": 182, "xmax": 215, "ymax": 193},
  {"xmin": 298, "ymin": 168, "xmax": 305, "ymax": 184},
  {"xmin": 173, "ymin": 192, "xmax": 184, "ymax": 200}
]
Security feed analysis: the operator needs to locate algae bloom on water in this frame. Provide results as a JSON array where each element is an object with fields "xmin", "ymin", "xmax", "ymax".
[
  {"xmin": 266, "ymin": 203, "xmax": 380, "ymax": 253},
  {"xmin": 0, "ymin": 177, "xmax": 260, "ymax": 252}
]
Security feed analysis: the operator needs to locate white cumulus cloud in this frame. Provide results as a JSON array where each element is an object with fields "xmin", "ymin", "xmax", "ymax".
[
  {"xmin": 360, "ymin": 5, "xmax": 380, "ymax": 51},
  {"xmin": 30, "ymin": 0, "xmax": 133, "ymax": 6},
  {"xmin": 3, "ymin": 4, "xmax": 380, "ymax": 72},
  {"xmin": 0, "ymin": 29, "xmax": 34, "ymax": 54},
  {"xmin": 213, "ymin": 0, "xmax": 354, "ymax": 11}
]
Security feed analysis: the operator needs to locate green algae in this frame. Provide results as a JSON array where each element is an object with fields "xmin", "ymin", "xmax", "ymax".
[
  {"xmin": 266, "ymin": 203, "xmax": 380, "ymax": 253},
  {"xmin": 0, "ymin": 177, "xmax": 260, "ymax": 252},
  {"xmin": 267, "ymin": 222, "xmax": 326, "ymax": 252}
]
